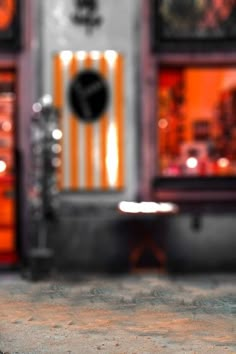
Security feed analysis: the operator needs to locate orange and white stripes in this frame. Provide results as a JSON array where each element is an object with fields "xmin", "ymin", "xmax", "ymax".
[{"xmin": 53, "ymin": 51, "xmax": 125, "ymax": 191}]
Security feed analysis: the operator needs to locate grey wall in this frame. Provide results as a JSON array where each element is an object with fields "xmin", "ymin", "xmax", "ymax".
[
  {"xmin": 39, "ymin": 0, "xmax": 141, "ymax": 203},
  {"xmin": 51, "ymin": 212, "xmax": 236, "ymax": 273}
]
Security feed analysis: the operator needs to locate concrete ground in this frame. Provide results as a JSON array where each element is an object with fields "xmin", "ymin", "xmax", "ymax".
[{"xmin": 0, "ymin": 272, "xmax": 235, "ymax": 354}]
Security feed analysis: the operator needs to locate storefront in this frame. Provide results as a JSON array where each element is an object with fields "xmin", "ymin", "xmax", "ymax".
[{"xmin": 1, "ymin": 0, "xmax": 235, "ymax": 273}]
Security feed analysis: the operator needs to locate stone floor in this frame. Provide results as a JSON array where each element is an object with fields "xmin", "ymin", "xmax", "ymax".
[{"xmin": 0, "ymin": 272, "xmax": 235, "ymax": 353}]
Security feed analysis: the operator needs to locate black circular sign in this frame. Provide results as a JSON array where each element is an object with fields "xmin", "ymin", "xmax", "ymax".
[{"xmin": 68, "ymin": 69, "xmax": 109, "ymax": 123}]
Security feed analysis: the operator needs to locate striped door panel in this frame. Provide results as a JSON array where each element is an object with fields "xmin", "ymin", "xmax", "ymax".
[{"xmin": 53, "ymin": 51, "xmax": 125, "ymax": 191}]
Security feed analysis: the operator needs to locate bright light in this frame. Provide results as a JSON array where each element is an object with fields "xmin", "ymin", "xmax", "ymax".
[
  {"xmin": 106, "ymin": 123, "xmax": 119, "ymax": 187},
  {"xmin": 140, "ymin": 202, "xmax": 160, "ymax": 213},
  {"xmin": 159, "ymin": 203, "xmax": 178, "ymax": 213},
  {"xmin": 158, "ymin": 118, "xmax": 168, "ymax": 129},
  {"xmin": 41, "ymin": 94, "xmax": 52, "ymax": 106},
  {"xmin": 217, "ymin": 157, "xmax": 229, "ymax": 168},
  {"xmin": 186, "ymin": 157, "xmax": 198, "ymax": 169},
  {"xmin": 90, "ymin": 51, "xmax": 101, "ymax": 60},
  {"xmin": 1, "ymin": 121, "xmax": 12, "ymax": 132},
  {"xmin": 118, "ymin": 202, "xmax": 141, "ymax": 214},
  {"xmin": 52, "ymin": 144, "xmax": 62, "ymax": 154},
  {"xmin": 60, "ymin": 51, "xmax": 73, "ymax": 65},
  {"xmin": 104, "ymin": 50, "xmax": 118, "ymax": 66},
  {"xmin": 0, "ymin": 160, "xmax": 7, "ymax": 173},
  {"xmin": 118, "ymin": 201, "xmax": 178, "ymax": 214},
  {"xmin": 52, "ymin": 129, "xmax": 63, "ymax": 140},
  {"xmin": 32, "ymin": 102, "xmax": 42, "ymax": 113},
  {"xmin": 76, "ymin": 51, "xmax": 87, "ymax": 60}
]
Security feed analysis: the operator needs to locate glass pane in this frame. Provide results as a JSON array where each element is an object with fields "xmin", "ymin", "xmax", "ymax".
[
  {"xmin": 160, "ymin": 0, "xmax": 236, "ymax": 39},
  {"xmin": 158, "ymin": 67, "xmax": 236, "ymax": 176}
]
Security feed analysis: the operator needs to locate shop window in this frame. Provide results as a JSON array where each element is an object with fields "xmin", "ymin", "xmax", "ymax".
[
  {"xmin": 158, "ymin": 67, "xmax": 236, "ymax": 177},
  {"xmin": 0, "ymin": 68, "xmax": 17, "ymax": 260}
]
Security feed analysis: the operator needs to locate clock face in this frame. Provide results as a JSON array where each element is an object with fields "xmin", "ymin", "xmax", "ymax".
[
  {"xmin": 68, "ymin": 70, "xmax": 109, "ymax": 123},
  {"xmin": 0, "ymin": 0, "xmax": 16, "ymax": 31}
]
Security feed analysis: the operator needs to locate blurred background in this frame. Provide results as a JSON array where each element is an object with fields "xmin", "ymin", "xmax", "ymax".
[{"xmin": 0, "ymin": 0, "xmax": 236, "ymax": 277}]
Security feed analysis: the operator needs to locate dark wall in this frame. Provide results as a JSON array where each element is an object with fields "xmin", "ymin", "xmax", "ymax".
[{"xmin": 50, "ymin": 209, "xmax": 236, "ymax": 273}]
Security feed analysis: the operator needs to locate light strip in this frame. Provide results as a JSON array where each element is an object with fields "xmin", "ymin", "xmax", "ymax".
[{"xmin": 118, "ymin": 201, "xmax": 179, "ymax": 214}]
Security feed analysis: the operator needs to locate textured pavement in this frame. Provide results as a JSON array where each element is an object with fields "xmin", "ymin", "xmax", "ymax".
[{"xmin": 0, "ymin": 272, "xmax": 235, "ymax": 353}]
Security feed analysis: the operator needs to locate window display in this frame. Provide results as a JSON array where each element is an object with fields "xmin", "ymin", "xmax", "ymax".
[
  {"xmin": 0, "ymin": 0, "xmax": 21, "ymax": 51},
  {"xmin": 158, "ymin": 67, "xmax": 236, "ymax": 177},
  {"xmin": 0, "ymin": 69, "xmax": 16, "ymax": 256}
]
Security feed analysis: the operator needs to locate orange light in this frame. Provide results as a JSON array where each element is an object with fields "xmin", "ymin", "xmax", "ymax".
[
  {"xmin": 0, "ymin": 160, "xmax": 7, "ymax": 173},
  {"xmin": 217, "ymin": 157, "xmax": 229, "ymax": 168},
  {"xmin": 0, "ymin": 0, "xmax": 15, "ymax": 30},
  {"xmin": 1, "ymin": 121, "xmax": 12, "ymax": 132},
  {"xmin": 158, "ymin": 118, "xmax": 168, "ymax": 129}
]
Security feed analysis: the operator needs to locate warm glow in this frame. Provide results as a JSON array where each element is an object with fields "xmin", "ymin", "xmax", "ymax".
[
  {"xmin": 1, "ymin": 121, "xmax": 12, "ymax": 132},
  {"xmin": 217, "ymin": 157, "xmax": 229, "ymax": 168},
  {"xmin": 0, "ymin": 160, "xmax": 7, "ymax": 173},
  {"xmin": 104, "ymin": 50, "xmax": 118, "ymax": 66},
  {"xmin": 118, "ymin": 201, "xmax": 178, "ymax": 214},
  {"xmin": 90, "ymin": 51, "xmax": 101, "ymax": 60},
  {"xmin": 106, "ymin": 123, "xmax": 119, "ymax": 187},
  {"xmin": 52, "ymin": 129, "xmax": 62, "ymax": 140},
  {"xmin": 76, "ymin": 51, "xmax": 87, "ymax": 61},
  {"xmin": 158, "ymin": 68, "xmax": 236, "ymax": 177},
  {"xmin": 158, "ymin": 118, "xmax": 168, "ymax": 129},
  {"xmin": 60, "ymin": 51, "xmax": 73, "ymax": 65},
  {"xmin": 186, "ymin": 157, "xmax": 198, "ymax": 169}
]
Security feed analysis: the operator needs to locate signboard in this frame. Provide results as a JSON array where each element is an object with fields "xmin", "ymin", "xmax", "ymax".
[{"xmin": 53, "ymin": 51, "xmax": 125, "ymax": 192}]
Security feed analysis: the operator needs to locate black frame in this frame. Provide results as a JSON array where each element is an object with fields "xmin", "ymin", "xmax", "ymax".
[
  {"xmin": 0, "ymin": 0, "xmax": 21, "ymax": 52},
  {"xmin": 151, "ymin": 0, "xmax": 236, "ymax": 53}
]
